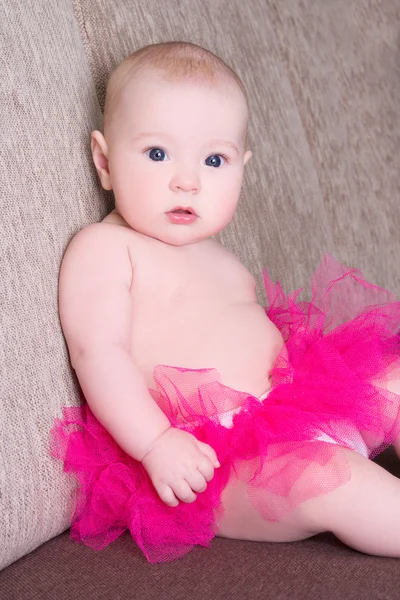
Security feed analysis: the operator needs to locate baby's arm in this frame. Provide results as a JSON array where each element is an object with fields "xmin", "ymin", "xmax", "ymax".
[
  {"xmin": 59, "ymin": 224, "xmax": 170, "ymax": 459},
  {"xmin": 58, "ymin": 224, "xmax": 218, "ymax": 506}
]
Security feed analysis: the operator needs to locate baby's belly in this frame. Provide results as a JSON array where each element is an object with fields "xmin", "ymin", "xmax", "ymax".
[{"xmin": 132, "ymin": 301, "xmax": 283, "ymax": 398}]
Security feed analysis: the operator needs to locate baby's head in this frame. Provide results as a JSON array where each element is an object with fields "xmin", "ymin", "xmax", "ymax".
[{"xmin": 92, "ymin": 41, "xmax": 252, "ymax": 246}]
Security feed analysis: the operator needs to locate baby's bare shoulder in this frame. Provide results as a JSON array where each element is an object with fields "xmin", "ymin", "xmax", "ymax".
[
  {"xmin": 207, "ymin": 239, "xmax": 257, "ymax": 287},
  {"xmin": 58, "ymin": 222, "xmax": 135, "ymax": 362},
  {"xmin": 61, "ymin": 221, "xmax": 134, "ymax": 279}
]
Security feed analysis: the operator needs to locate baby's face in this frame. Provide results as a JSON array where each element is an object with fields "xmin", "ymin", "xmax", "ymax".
[{"xmin": 96, "ymin": 73, "xmax": 252, "ymax": 245}]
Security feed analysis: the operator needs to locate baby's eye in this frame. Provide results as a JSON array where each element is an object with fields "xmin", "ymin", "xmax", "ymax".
[
  {"xmin": 205, "ymin": 154, "xmax": 227, "ymax": 168},
  {"xmin": 145, "ymin": 147, "xmax": 168, "ymax": 161}
]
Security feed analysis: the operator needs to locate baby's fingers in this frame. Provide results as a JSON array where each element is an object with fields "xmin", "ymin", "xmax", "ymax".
[
  {"xmin": 173, "ymin": 480, "xmax": 197, "ymax": 504},
  {"xmin": 196, "ymin": 440, "xmax": 220, "ymax": 468},
  {"xmin": 196, "ymin": 456, "xmax": 215, "ymax": 483},
  {"xmin": 157, "ymin": 483, "xmax": 179, "ymax": 507},
  {"xmin": 185, "ymin": 470, "xmax": 208, "ymax": 493}
]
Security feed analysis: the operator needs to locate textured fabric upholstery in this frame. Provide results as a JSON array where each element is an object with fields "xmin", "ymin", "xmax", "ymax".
[{"xmin": 0, "ymin": 0, "xmax": 112, "ymax": 570}]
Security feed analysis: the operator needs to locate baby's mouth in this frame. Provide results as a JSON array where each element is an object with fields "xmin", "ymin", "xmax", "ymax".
[
  {"xmin": 166, "ymin": 206, "xmax": 199, "ymax": 224},
  {"xmin": 168, "ymin": 206, "xmax": 198, "ymax": 216}
]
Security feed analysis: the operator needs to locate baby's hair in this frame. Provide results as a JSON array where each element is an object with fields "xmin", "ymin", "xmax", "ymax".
[{"xmin": 103, "ymin": 41, "xmax": 249, "ymax": 139}]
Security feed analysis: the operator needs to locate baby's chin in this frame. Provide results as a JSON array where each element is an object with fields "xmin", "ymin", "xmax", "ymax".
[
  {"xmin": 151, "ymin": 230, "xmax": 210, "ymax": 247},
  {"xmin": 133, "ymin": 224, "xmax": 215, "ymax": 246}
]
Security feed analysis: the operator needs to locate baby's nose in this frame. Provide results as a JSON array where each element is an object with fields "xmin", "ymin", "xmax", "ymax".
[{"xmin": 170, "ymin": 170, "xmax": 200, "ymax": 193}]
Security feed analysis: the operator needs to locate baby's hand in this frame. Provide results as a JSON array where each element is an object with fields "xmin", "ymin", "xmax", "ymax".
[{"xmin": 140, "ymin": 427, "xmax": 220, "ymax": 507}]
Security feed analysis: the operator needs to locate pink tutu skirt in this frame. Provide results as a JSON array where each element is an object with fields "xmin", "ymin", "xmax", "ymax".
[{"xmin": 50, "ymin": 255, "xmax": 400, "ymax": 563}]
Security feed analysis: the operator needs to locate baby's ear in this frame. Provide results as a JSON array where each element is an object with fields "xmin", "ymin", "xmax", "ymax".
[
  {"xmin": 243, "ymin": 150, "xmax": 252, "ymax": 165},
  {"xmin": 91, "ymin": 130, "xmax": 113, "ymax": 190}
]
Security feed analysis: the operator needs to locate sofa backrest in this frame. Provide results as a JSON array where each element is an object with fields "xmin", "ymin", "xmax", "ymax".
[{"xmin": 1, "ymin": 0, "xmax": 112, "ymax": 570}]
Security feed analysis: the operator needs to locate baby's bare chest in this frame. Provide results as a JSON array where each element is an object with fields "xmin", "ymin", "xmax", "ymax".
[{"xmin": 128, "ymin": 239, "xmax": 281, "ymax": 396}]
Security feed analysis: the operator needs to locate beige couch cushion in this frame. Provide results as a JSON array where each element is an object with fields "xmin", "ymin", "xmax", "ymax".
[
  {"xmin": 0, "ymin": 0, "xmax": 112, "ymax": 570},
  {"xmin": 1, "ymin": 0, "xmax": 399, "ymax": 570},
  {"xmin": 269, "ymin": 1, "xmax": 400, "ymax": 293}
]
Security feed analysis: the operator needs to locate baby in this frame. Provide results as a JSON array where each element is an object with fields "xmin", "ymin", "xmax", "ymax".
[{"xmin": 55, "ymin": 41, "xmax": 400, "ymax": 563}]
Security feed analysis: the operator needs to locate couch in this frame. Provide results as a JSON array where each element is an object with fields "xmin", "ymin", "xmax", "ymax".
[{"xmin": 1, "ymin": 1, "xmax": 400, "ymax": 598}]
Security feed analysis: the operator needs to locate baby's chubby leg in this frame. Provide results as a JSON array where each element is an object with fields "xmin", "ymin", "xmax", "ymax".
[
  {"xmin": 217, "ymin": 447, "xmax": 400, "ymax": 557},
  {"xmin": 216, "ymin": 478, "xmax": 318, "ymax": 544},
  {"xmin": 302, "ymin": 448, "xmax": 400, "ymax": 556}
]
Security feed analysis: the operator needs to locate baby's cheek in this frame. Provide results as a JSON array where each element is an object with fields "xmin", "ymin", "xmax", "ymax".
[{"xmin": 212, "ymin": 191, "xmax": 240, "ymax": 224}]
